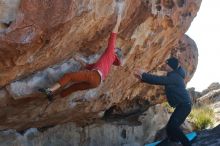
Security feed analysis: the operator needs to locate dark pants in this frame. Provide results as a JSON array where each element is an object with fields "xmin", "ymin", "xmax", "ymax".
[{"xmin": 166, "ymin": 102, "xmax": 192, "ymax": 146}]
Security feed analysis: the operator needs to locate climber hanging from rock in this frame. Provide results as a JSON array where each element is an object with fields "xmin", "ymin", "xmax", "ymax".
[{"xmin": 39, "ymin": 11, "xmax": 123, "ymax": 101}]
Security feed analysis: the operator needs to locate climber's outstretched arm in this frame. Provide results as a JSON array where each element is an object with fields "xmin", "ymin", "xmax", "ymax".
[{"xmin": 112, "ymin": 14, "xmax": 122, "ymax": 33}]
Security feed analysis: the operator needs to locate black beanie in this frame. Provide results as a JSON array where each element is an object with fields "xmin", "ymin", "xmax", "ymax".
[{"xmin": 166, "ymin": 57, "xmax": 179, "ymax": 70}]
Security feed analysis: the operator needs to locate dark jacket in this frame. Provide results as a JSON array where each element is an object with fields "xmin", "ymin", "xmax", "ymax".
[{"xmin": 141, "ymin": 66, "xmax": 191, "ymax": 107}]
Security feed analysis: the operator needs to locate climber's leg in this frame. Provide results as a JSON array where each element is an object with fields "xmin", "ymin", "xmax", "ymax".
[
  {"xmin": 39, "ymin": 70, "xmax": 101, "ymax": 101},
  {"xmin": 60, "ymin": 70, "xmax": 101, "ymax": 97}
]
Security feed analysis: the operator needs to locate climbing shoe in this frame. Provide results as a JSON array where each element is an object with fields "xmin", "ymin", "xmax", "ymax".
[{"xmin": 38, "ymin": 88, "xmax": 53, "ymax": 101}]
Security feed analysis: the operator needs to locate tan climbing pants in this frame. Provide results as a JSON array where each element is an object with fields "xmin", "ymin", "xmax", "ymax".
[{"xmin": 58, "ymin": 70, "xmax": 101, "ymax": 97}]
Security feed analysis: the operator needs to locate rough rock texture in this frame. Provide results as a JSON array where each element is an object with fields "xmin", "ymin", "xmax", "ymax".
[
  {"xmin": 188, "ymin": 82, "xmax": 220, "ymax": 104},
  {"xmin": 193, "ymin": 124, "xmax": 220, "ymax": 146},
  {"xmin": 0, "ymin": 104, "xmax": 170, "ymax": 146},
  {"xmin": 0, "ymin": 120, "xmax": 220, "ymax": 146},
  {"xmin": 0, "ymin": 0, "xmax": 201, "ymax": 131},
  {"xmin": 200, "ymin": 82, "xmax": 220, "ymax": 96}
]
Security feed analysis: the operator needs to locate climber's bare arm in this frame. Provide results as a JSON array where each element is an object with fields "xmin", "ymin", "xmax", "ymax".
[{"xmin": 112, "ymin": 14, "xmax": 122, "ymax": 33}]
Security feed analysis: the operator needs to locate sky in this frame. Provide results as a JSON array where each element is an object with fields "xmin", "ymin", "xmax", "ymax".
[{"xmin": 186, "ymin": 0, "xmax": 220, "ymax": 91}]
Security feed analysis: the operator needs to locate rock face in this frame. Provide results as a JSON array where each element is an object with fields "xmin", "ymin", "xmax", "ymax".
[
  {"xmin": 193, "ymin": 124, "xmax": 220, "ymax": 146},
  {"xmin": 0, "ymin": 119, "xmax": 220, "ymax": 146},
  {"xmin": 201, "ymin": 82, "xmax": 220, "ymax": 96},
  {"xmin": 0, "ymin": 104, "xmax": 170, "ymax": 146},
  {"xmin": 0, "ymin": 0, "xmax": 201, "ymax": 131}
]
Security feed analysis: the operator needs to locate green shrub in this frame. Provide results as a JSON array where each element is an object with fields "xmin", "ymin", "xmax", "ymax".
[{"xmin": 189, "ymin": 106, "xmax": 214, "ymax": 130}]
